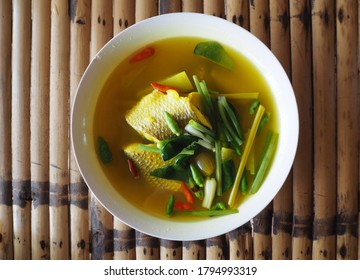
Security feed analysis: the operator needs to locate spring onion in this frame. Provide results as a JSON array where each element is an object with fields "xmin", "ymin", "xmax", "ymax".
[{"xmin": 202, "ymin": 178, "xmax": 217, "ymax": 209}]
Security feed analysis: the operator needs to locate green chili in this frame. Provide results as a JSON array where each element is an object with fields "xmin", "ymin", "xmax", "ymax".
[
  {"xmin": 166, "ymin": 194, "xmax": 175, "ymax": 216},
  {"xmin": 98, "ymin": 136, "xmax": 112, "ymax": 164},
  {"xmin": 190, "ymin": 163, "xmax": 205, "ymax": 187},
  {"xmin": 164, "ymin": 111, "xmax": 181, "ymax": 136}
]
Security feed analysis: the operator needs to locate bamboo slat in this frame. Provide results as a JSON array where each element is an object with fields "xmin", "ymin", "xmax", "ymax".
[
  {"xmin": 159, "ymin": 0, "xmax": 181, "ymax": 14},
  {"xmin": 160, "ymin": 239, "xmax": 182, "ymax": 260},
  {"xmin": 335, "ymin": 0, "xmax": 359, "ymax": 260},
  {"xmin": 0, "ymin": 0, "xmax": 13, "ymax": 260},
  {"xmin": 358, "ymin": 0, "xmax": 360, "ymax": 261},
  {"xmin": 49, "ymin": 0, "xmax": 70, "ymax": 260},
  {"xmin": 182, "ymin": 240, "xmax": 206, "ymax": 260},
  {"xmin": 135, "ymin": 231, "xmax": 160, "ymax": 260},
  {"xmin": 112, "ymin": 0, "xmax": 136, "ymax": 260},
  {"xmin": 203, "ymin": 0, "xmax": 224, "ymax": 17},
  {"xmin": 311, "ymin": 0, "xmax": 337, "ymax": 260},
  {"xmin": 89, "ymin": 0, "xmax": 114, "ymax": 260},
  {"xmin": 206, "ymin": 235, "xmax": 227, "ymax": 260},
  {"xmin": 113, "ymin": 219, "xmax": 135, "ymax": 259},
  {"xmin": 12, "ymin": 0, "xmax": 31, "ymax": 260},
  {"xmin": 249, "ymin": 0, "xmax": 272, "ymax": 260},
  {"xmin": 182, "ymin": 0, "xmax": 203, "ymax": 13},
  {"xmin": 269, "ymin": 0, "xmax": 293, "ymax": 260},
  {"xmin": 225, "ymin": 0, "xmax": 249, "ymax": 29},
  {"xmin": 30, "ymin": 0, "xmax": 51, "ymax": 260},
  {"xmin": 69, "ymin": 0, "xmax": 91, "ymax": 260},
  {"xmin": 135, "ymin": 0, "xmax": 158, "ymax": 22},
  {"xmin": 227, "ymin": 222, "xmax": 253, "ymax": 260},
  {"xmin": 113, "ymin": 0, "xmax": 135, "ymax": 34},
  {"xmin": 290, "ymin": 0, "xmax": 313, "ymax": 260}
]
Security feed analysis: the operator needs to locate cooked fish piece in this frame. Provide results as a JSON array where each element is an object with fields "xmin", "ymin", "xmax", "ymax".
[
  {"xmin": 125, "ymin": 89, "xmax": 211, "ymax": 142},
  {"xmin": 123, "ymin": 143, "xmax": 181, "ymax": 192}
]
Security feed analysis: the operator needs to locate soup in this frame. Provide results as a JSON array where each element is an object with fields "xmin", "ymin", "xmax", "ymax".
[{"xmin": 93, "ymin": 36, "xmax": 278, "ymax": 220}]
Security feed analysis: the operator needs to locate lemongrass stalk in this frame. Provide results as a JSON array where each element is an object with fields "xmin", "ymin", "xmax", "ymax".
[{"xmin": 228, "ymin": 104, "xmax": 265, "ymax": 207}]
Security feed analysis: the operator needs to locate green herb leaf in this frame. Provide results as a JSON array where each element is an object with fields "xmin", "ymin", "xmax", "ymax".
[{"xmin": 194, "ymin": 41, "xmax": 234, "ymax": 70}]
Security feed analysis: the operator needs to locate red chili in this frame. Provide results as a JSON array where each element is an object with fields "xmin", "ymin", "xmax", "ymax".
[
  {"xmin": 150, "ymin": 82, "xmax": 175, "ymax": 93},
  {"xmin": 127, "ymin": 158, "xmax": 139, "ymax": 179},
  {"xmin": 174, "ymin": 201, "xmax": 194, "ymax": 211},
  {"xmin": 129, "ymin": 47, "xmax": 155, "ymax": 63},
  {"xmin": 181, "ymin": 182, "xmax": 195, "ymax": 204}
]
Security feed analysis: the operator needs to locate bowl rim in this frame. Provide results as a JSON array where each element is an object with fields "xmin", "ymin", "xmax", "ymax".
[{"xmin": 71, "ymin": 12, "xmax": 299, "ymax": 241}]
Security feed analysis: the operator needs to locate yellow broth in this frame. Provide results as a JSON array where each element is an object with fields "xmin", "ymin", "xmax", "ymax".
[{"xmin": 93, "ymin": 37, "xmax": 278, "ymax": 220}]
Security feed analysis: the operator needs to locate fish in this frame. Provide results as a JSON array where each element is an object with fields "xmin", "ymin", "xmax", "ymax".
[
  {"xmin": 125, "ymin": 89, "xmax": 211, "ymax": 142},
  {"xmin": 123, "ymin": 143, "xmax": 181, "ymax": 192}
]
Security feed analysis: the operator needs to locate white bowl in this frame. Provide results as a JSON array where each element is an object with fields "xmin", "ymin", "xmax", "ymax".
[{"xmin": 71, "ymin": 13, "xmax": 298, "ymax": 241}]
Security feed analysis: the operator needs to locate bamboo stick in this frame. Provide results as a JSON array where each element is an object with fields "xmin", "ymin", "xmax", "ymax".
[
  {"xmin": 89, "ymin": 0, "xmax": 114, "ymax": 260},
  {"xmin": 49, "ymin": 0, "xmax": 70, "ymax": 260},
  {"xmin": 135, "ymin": 0, "xmax": 158, "ymax": 22},
  {"xmin": 335, "ymin": 0, "xmax": 359, "ymax": 260},
  {"xmin": 311, "ymin": 0, "xmax": 337, "ymax": 260},
  {"xmin": 30, "ymin": 0, "xmax": 51, "ymax": 260},
  {"xmin": 113, "ymin": 219, "xmax": 135, "ymax": 259},
  {"xmin": 113, "ymin": 0, "xmax": 135, "ymax": 34},
  {"xmin": 206, "ymin": 235, "xmax": 227, "ymax": 260},
  {"xmin": 69, "ymin": 0, "xmax": 91, "ymax": 260},
  {"xmin": 0, "ymin": 0, "xmax": 13, "ymax": 260},
  {"xmin": 182, "ymin": 0, "xmax": 203, "ymax": 12},
  {"xmin": 249, "ymin": 0, "xmax": 272, "ymax": 260},
  {"xmin": 159, "ymin": 0, "xmax": 181, "ymax": 14},
  {"xmin": 182, "ymin": 240, "xmax": 206, "ymax": 260},
  {"xmin": 135, "ymin": 231, "xmax": 160, "ymax": 260},
  {"xmin": 290, "ymin": 0, "xmax": 314, "ymax": 260},
  {"xmin": 203, "ymin": 0, "xmax": 224, "ymax": 18},
  {"xmin": 112, "ymin": 1, "xmax": 136, "ymax": 260},
  {"xmin": 269, "ymin": 0, "xmax": 293, "ymax": 260},
  {"xmin": 12, "ymin": 0, "xmax": 31, "ymax": 260},
  {"xmin": 160, "ymin": 239, "xmax": 182, "ymax": 260},
  {"xmin": 225, "ymin": 0, "xmax": 249, "ymax": 29},
  {"xmin": 227, "ymin": 222, "xmax": 253, "ymax": 260}
]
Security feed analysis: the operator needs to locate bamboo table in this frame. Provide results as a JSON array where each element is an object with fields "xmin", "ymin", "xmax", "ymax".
[{"xmin": 0, "ymin": 0, "xmax": 359, "ymax": 260}]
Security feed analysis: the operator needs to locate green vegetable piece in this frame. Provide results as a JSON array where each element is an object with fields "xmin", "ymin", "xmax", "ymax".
[
  {"xmin": 190, "ymin": 163, "xmax": 205, "ymax": 187},
  {"xmin": 215, "ymin": 140, "xmax": 222, "ymax": 196},
  {"xmin": 159, "ymin": 135, "xmax": 198, "ymax": 161},
  {"xmin": 164, "ymin": 111, "xmax": 181, "ymax": 136},
  {"xmin": 240, "ymin": 172, "xmax": 248, "ymax": 195},
  {"xmin": 257, "ymin": 112, "xmax": 271, "ymax": 135},
  {"xmin": 98, "ymin": 136, "xmax": 112, "ymax": 164},
  {"xmin": 249, "ymin": 100, "xmax": 260, "ymax": 115},
  {"xmin": 166, "ymin": 195, "xmax": 175, "ymax": 216},
  {"xmin": 222, "ymin": 159, "xmax": 236, "ymax": 193},
  {"xmin": 211, "ymin": 201, "xmax": 226, "ymax": 210},
  {"xmin": 194, "ymin": 41, "xmax": 234, "ymax": 70},
  {"xmin": 150, "ymin": 163, "xmax": 190, "ymax": 183},
  {"xmin": 249, "ymin": 131, "xmax": 278, "ymax": 194}
]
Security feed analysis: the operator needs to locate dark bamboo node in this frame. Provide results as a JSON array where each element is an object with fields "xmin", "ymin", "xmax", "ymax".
[
  {"xmin": 31, "ymin": 181, "xmax": 49, "ymax": 209},
  {"xmin": 12, "ymin": 180, "xmax": 31, "ymax": 208},
  {"xmin": 273, "ymin": 212, "xmax": 293, "ymax": 235},
  {"xmin": 113, "ymin": 227, "xmax": 135, "ymax": 252},
  {"xmin": 49, "ymin": 183, "xmax": 69, "ymax": 207},
  {"xmin": 312, "ymin": 216, "xmax": 336, "ymax": 240},
  {"xmin": 0, "ymin": 178, "xmax": 12, "ymax": 206},
  {"xmin": 69, "ymin": 181, "xmax": 88, "ymax": 210}
]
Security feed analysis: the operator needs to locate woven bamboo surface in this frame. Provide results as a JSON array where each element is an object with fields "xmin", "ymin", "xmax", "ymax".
[{"xmin": 0, "ymin": 0, "xmax": 359, "ymax": 260}]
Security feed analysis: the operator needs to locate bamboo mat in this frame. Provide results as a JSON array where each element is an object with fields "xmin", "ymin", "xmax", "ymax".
[{"xmin": 0, "ymin": 0, "xmax": 359, "ymax": 260}]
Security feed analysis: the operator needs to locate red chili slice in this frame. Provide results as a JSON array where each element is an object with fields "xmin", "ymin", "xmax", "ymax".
[
  {"xmin": 129, "ymin": 47, "xmax": 155, "ymax": 63},
  {"xmin": 127, "ymin": 158, "xmax": 139, "ymax": 179},
  {"xmin": 174, "ymin": 201, "xmax": 194, "ymax": 211},
  {"xmin": 150, "ymin": 82, "xmax": 175, "ymax": 93}
]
